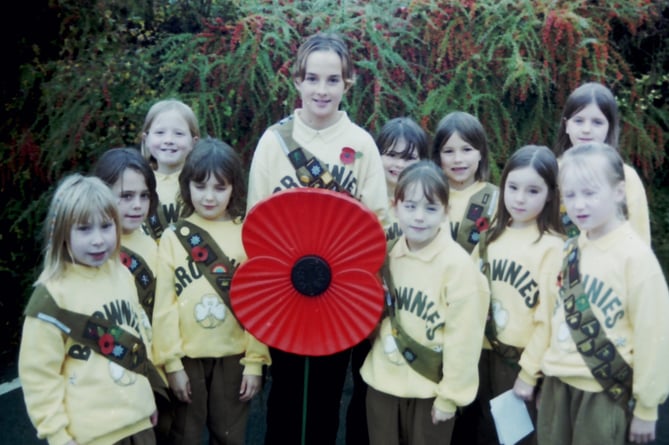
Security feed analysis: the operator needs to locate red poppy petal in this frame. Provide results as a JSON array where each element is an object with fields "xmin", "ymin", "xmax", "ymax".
[
  {"xmin": 243, "ymin": 188, "xmax": 385, "ymax": 272},
  {"xmin": 231, "ymin": 258, "xmax": 384, "ymax": 356}
]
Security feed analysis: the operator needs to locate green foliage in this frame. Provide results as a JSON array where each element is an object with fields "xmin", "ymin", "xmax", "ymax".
[{"xmin": 1, "ymin": 0, "xmax": 668, "ymax": 358}]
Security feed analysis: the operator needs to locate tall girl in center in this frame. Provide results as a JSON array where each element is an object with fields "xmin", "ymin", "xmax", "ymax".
[
  {"xmin": 153, "ymin": 138, "xmax": 270, "ymax": 445},
  {"xmin": 246, "ymin": 32, "xmax": 389, "ymax": 445},
  {"xmin": 432, "ymin": 111, "xmax": 498, "ymax": 254},
  {"xmin": 361, "ymin": 160, "xmax": 489, "ymax": 445},
  {"xmin": 468, "ymin": 145, "xmax": 566, "ymax": 445}
]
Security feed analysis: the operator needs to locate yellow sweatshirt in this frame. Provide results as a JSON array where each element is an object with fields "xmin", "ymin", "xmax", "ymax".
[
  {"xmin": 247, "ymin": 109, "xmax": 389, "ymax": 226},
  {"xmin": 151, "ymin": 170, "xmax": 181, "ymax": 230},
  {"xmin": 153, "ymin": 213, "xmax": 270, "ymax": 376},
  {"xmin": 472, "ymin": 225, "xmax": 564, "ymax": 384},
  {"xmin": 519, "ymin": 222, "xmax": 669, "ymax": 421},
  {"xmin": 19, "ymin": 261, "xmax": 155, "ymax": 445},
  {"xmin": 361, "ymin": 228, "xmax": 490, "ymax": 413}
]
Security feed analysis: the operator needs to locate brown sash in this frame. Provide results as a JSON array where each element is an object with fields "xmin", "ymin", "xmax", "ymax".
[
  {"xmin": 560, "ymin": 238, "xmax": 633, "ymax": 407},
  {"xmin": 271, "ymin": 116, "xmax": 352, "ymax": 196},
  {"xmin": 174, "ymin": 220, "xmax": 241, "ymax": 326},
  {"xmin": 120, "ymin": 246, "xmax": 156, "ymax": 322},
  {"xmin": 455, "ymin": 182, "xmax": 498, "ymax": 254},
  {"xmin": 24, "ymin": 285, "xmax": 168, "ymax": 401},
  {"xmin": 381, "ymin": 239, "xmax": 443, "ymax": 383}
]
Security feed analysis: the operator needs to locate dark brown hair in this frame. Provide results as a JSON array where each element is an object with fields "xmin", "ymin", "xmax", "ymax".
[
  {"xmin": 178, "ymin": 137, "xmax": 246, "ymax": 219},
  {"xmin": 432, "ymin": 111, "xmax": 490, "ymax": 182},
  {"xmin": 487, "ymin": 145, "xmax": 564, "ymax": 243}
]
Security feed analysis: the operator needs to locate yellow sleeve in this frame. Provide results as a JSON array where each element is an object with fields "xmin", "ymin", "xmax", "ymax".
[
  {"xmin": 246, "ymin": 130, "xmax": 278, "ymax": 213},
  {"xmin": 628, "ymin": 261, "xmax": 669, "ymax": 420},
  {"xmin": 241, "ymin": 332, "xmax": 271, "ymax": 376},
  {"xmin": 152, "ymin": 229, "xmax": 185, "ymax": 373},
  {"xmin": 517, "ymin": 242, "xmax": 562, "ymax": 386},
  {"xmin": 18, "ymin": 318, "xmax": 74, "ymax": 445},
  {"xmin": 433, "ymin": 264, "xmax": 490, "ymax": 413},
  {"xmin": 623, "ymin": 164, "xmax": 650, "ymax": 245}
]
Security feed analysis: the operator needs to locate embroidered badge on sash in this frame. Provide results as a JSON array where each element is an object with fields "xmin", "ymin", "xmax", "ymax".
[{"xmin": 186, "ymin": 231, "xmax": 232, "ymax": 292}]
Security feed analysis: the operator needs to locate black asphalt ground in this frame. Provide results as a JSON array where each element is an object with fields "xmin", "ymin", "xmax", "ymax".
[{"xmin": 2, "ymin": 353, "xmax": 668, "ymax": 445}]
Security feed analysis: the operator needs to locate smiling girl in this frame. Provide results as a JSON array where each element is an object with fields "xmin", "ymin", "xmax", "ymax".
[
  {"xmin": 247, "ymin": 32, "xmax": 389, "ymax": 445},
  {"xmin": 19, "ymin": 174, "xmax": 157, "ymax": 445},
  {"xmin": 141, "ymin": 99, "xmax": 200, "ymax": 240},
  {"xmin": 432, "ymin": 111, "xmax": 498, "ymax": 254}
]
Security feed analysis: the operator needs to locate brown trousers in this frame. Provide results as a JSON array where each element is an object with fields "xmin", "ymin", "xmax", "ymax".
[
  {"xmin": 366, "ymin": 386, "xmax": 455, "ymax": 445},
  {"xmin": 114, "ymin": 427, "xmax": 156, "ymax": 445},
  {"xmin": 537, "ymin": 376, "xmax": 633, "ymax": 445},
  {"xmin": 169, "ymin": 354, "xmax": 248, "ymax": 445}
]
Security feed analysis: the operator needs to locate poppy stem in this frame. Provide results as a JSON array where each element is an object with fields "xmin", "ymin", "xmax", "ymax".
[{"xmin": 301, "ymin": 356, "xmax": 310, "ymax": 445}]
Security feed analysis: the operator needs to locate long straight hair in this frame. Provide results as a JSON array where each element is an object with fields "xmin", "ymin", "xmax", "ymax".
[
  {"xmin": 37, "ymin": 174, "xmax": 121, "ymax": 285},
  {"xmin": 553, "ymin": 82, "xmax": 620, "ymax": 156},
  {"xmin": 487, "ymin": 145, "xmax": 564, "ymax": 244}
]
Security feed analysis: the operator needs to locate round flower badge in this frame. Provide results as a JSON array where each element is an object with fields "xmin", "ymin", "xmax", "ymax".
[
  {"xmin": 230, "ymin": 188, "xmax": 387, "ymax": 356},
  {"xmin": 340, "ymin": 146, "xmax": 363, "ymax": 165}
]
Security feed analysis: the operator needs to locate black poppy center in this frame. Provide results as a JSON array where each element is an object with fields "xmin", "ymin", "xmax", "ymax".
[{"xmin": 291, "ymin": 255, "xmax": 332, "ymax": 297}]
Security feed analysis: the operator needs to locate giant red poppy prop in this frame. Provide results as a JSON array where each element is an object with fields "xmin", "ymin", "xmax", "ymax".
[{"xmin": 230, "ymin": 187, "xmax": 386, "ymax": 356}]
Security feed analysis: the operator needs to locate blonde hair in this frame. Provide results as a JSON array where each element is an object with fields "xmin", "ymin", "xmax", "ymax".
[
  {"xmin": 559, "ymin": 142, "xmax": 628, "ymax": 220},
  {"xmin": 37, "ymin": 174, "xmax": 121, "ymax": 285},
  {"xmin": 140, "ymin": 99, "xmax": 201, "ymax": 168}
]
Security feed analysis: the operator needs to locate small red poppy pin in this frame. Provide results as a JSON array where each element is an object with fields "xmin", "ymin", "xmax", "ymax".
[
  {"xmin": 475, "ymin": 217, "xmax": 489, "ymax": 232},
  {"xmin": 120, "ymin": 252, "xmax": 132, "ymax": 269},
  {"xmin": 340, "ymin": 147, "xmax": 362, "ymax": 165},
  {"xmin": 98, "ymin": 333, "xmax": 115, "ymax": 355},
  {"xmin": 192, "ymin": 246, "xmax": 209, "ymax": 262}
]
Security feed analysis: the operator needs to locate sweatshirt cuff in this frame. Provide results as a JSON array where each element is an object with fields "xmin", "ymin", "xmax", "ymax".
[
  {"xmin": 633, "ymin": 402, "xmax": 658, "ymax": 422},
  {"xmin": 432, "ymin": 396, "xmax": 456, "ymax": 414},
  {"xmin": 49, "ymin": 429, "xmax": 73, "ymax": 445},
  {"xmin": 164, "ymin": 358, "xmax": 184, "ymax": 374},
  {"xmin": 242, "ymin": 363, "xmax": 263, "ymax": 376},
  {"xmin": 518, "ymin": 369, "xmax": 538, "ymax": 387}
]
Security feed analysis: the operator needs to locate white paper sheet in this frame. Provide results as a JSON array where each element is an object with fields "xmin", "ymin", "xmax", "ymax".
[{"xmin": 489, "ymin": 389, "xmax": 534, "ymax": 445}]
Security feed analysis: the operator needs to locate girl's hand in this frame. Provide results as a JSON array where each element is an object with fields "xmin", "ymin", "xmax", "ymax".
[
  {"xmin": 239, "ymin": 375, "xmax": 262, "ymax": 402},
  {"xmin": 167, "ymin": 369, "xmax": 192, "ymax": 403},
  {"xmin": 150, "ymin": 410, "xmax": 158, "ymax": 426},
  {"xmin": 431, "ymin": 406, "xmax": 455, "ymax": 425},
  {"xmin": 629, "ymin": 416, "xmax": 655, "ymax": 443},
  {"xmin": 512, "ymin": 377, "xmax": 534, "ymax": 401}
]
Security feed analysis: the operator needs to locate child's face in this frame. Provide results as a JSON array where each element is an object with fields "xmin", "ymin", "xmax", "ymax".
[
  {"xmin": 560, "ymin": 156, "xmax": 624, "ymax": 240},
  {"xmin": 565, "ymin": 102, "xmax": 609, "ymax": 147},
  {"xmin": 504, "ymin": 166, "xmax": 549, "ymax": 229},
  {"xmin": 294, "ymin": 50, "xmax": 348, "ymax": 130},
  {"xmin": 69, "ymin": 215, "xmax": 117, "ymax": 267},
  {"xmin": 394, "ymin": 183, "xmax": 446, "ymax": 252},
  {"xmin": 381, "ymin": 138, "xmax": 419, "ymax": 190},
  {"xmin": 438, "ymin": 131, "xmax": 481, "ymax": 190},
  {"xmin": 111, "ymin": 168, "xmax": 151, "ymax": 235},
  {"xmin": 189, "ymin": 174, "xmax": 232, "ymax": 221},
  {"xmin": 143, "ymin": 109, "xmax": 197, "ymax": 174}
]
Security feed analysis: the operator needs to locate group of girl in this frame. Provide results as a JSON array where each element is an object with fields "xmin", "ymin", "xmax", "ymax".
[{"xmin": 17, "ymin": 30, "xmax": 668, "ymax": 445}]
